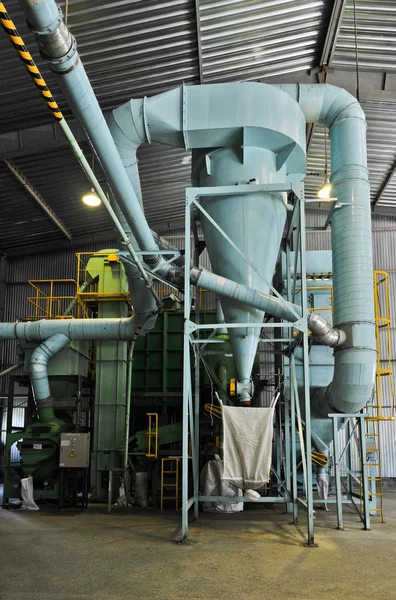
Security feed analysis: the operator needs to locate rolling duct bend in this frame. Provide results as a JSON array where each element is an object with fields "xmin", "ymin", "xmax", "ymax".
[
  {"xmin": 276, "ymin": 84, "xmax": 376, "ymax": 416},
  {"xmin": 29, "ymin": 333, "xmax": 69, "ymax": 423}
]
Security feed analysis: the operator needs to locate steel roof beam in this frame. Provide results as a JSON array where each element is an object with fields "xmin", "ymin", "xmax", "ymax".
[
  {"xmin": 194, "ymin": 0, "xmax": 204, "ymax": 84},
  {"xmin": 320, "ymin": 0, "xmax": 348, "ymax": 67},
  {"xmin": 4, "ymin": 159, "xmax": 72, "ymax": 240}
]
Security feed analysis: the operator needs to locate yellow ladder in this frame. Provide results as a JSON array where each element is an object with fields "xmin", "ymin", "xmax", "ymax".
[
  {"xmin": 360, "ymin": 270, "xmax": 394, "ymax": 521},
  {"xmin": 367, "ymin": 271, "xmax": 394, "ymax": 422},
  {"xmin": 160, "ymin": 457, "xmax": 180, "ymax": 511},
  {"xmin": 360, "ymin": 425, "xmax": 385, "ymax": 522},
  {"xmin": 146, "ymin": 413, "xmax": 158, "ymax": 458}
]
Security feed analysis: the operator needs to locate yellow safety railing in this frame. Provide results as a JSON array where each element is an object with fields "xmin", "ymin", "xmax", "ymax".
[
  {"xmin": 146, "ymin": 413, "xmax": 159, "ymax": 458},
  {"xmin": 368, "ymin": 270, "xmax": 395, "ymax": 421},
  {"xmin": 295, "ymin": 284, "xmax": 334, "ymax": 313},
  {"xmin": 293, "ymin": 284, "xmax": 334, "ymax": 336},
  {"xmin": 26, "ymin": 279, "xmax": 83, "ymax": 320},
  {"xmin": 76, "ymin": 252, "xmax": 131, "ymax": 306},
  {"xmin": 204, "ymin": 403, "xmax": 222, "ymax": 420}
]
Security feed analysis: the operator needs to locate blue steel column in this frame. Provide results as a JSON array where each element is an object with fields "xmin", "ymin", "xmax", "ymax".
[
  {"xmin": 332, "ymin": 415, "xmax": 344, "ymax": 530},
  {"xmin": 284, "ymin": 243, "xmax": 292, "ymax": 514},
  {"xmin": 290, "ymin": 353, "xmax": 299, "ymax": 524},
  {"xmin": 298, "ymin": 193, "xmax": 315, "ymax": 545},
  {"xmin": 181, "ymin": 191, "xmax": 193, "ymax": 541},
  {"xmin": 359, "ymin": 416, "xmax": 371, "ymax": 530},
  {"xmin": 193, "ymin": 222, "xmax": 201, "ymax": 521}
]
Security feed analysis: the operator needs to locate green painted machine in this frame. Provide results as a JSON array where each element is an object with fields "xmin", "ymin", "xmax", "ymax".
[
  {"xmin": 3, "ymin": 341, "xmax": 90, "ymax": 503},
  {"xmin": 86, "ymin": 250, "xmax": 129, "ymax": 500},
  {"xmin": 3, "ymin": 248, "xmax": 261, "ymax": 508}
]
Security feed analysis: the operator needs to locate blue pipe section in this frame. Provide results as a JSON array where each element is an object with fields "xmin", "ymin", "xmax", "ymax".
[
  {"xmin": 11, "ymin": 6, "xmax": 378, "ymax": 416},
  {"xmin": 191, "ymin": 268, "xmax": 345, "ymax": 347},
  {"xmin": 0, "ymin": 318, "xmax": 139, "ymax": 342},
  {"xmin": 29, "ymin": 333, "xmax": 69, "ymax": 422},
  {"xmin": 18, "ymin": 0, "xmax": 165, "ymax": 272},
  {"xmin": 276, "ymin": 84, "xmax": 376, "ymax": 416},
  {"xmin": 111, "ymin": 197, "xmax": 158, "ymax": 336}
]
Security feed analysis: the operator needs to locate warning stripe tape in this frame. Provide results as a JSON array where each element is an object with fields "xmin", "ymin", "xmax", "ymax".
[
  {"xmin": 0, "ymin": 3, "xmax": 63, "ymax": 120},
  {"xmin": 131, "ymin": 325, "xmax": 142, "ymax": 344}
]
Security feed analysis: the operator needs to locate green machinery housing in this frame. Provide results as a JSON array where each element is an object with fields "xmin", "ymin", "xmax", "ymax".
[{"xmin": 3, "ymin": 250, "xmax": 259, "ymax": 506}]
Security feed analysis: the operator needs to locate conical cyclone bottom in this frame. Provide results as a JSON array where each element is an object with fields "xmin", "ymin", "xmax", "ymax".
[{"xmin": 200, "ymin": 191, "xmax": 287, "ymax": 389}]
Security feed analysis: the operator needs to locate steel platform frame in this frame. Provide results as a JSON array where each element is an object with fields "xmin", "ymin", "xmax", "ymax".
[{"xmin": 180, "ymin": 182, "xmax": 315, "ymax": 545}]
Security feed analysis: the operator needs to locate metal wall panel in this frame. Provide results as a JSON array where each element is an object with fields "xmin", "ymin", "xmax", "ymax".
[{"xmin": 0, "ymin": 397, "xmax": 28, "ymax": 465}]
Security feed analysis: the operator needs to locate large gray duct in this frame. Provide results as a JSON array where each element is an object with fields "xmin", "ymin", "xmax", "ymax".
[{"xmin": 14, "ymin": 0, "xmax": 377, "ymax": 423}]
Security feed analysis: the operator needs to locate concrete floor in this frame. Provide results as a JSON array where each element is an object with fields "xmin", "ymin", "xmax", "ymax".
[{"xmin": 1, "ymin": 490, "xmax": 396, "ymax": 600}]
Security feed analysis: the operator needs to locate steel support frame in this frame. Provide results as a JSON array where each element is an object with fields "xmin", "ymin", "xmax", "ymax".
[
  {"xmin": 285, "ymin": 193, "xmax": 315, "ymax": 545},
  {"xmin": 180, "ymin": 183, "xmax": 312, "ymax": 544},
  {"xmin": 330, "ymin": 413, "xmax": 370, "ymax": 531}
]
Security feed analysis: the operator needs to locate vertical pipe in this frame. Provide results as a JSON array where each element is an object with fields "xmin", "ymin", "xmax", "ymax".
[
  {"xmin": 299, "ymin": 196, "xmax": 315, "ymax": 545},
  {"xmin": 123, "ymin": 343, "xmax": 134, "ymax": 470},
  {"xmin": 181, "ymin": 192, "xmax": 192, "ymax": 541}
]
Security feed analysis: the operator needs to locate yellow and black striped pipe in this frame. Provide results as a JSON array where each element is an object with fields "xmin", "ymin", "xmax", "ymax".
[{"xmin": 0, "ymin": 2, "xmax": 63, "ymax": 120}]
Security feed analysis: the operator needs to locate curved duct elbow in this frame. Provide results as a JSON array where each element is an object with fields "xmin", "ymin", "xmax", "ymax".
[
  {"xmin": 121, "ymin": 259, "xmax": 159, "ymax": 336},
  {"xmin": 29, "ymin": 333, "xmax": 70, "ymax": 422},
  {"xmin": 277, "ymin": 83, "xmax": 377, "ymax": 418},
  {"xmin": 307, "ymin": 313, "xmax": 346, "ymax": 348}
]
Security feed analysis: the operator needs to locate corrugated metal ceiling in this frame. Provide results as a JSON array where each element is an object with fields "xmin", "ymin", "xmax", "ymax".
[
  {"xmin": 0, "ymin": 0, "xmax": 199, "ymax": 132},
  {"xmin": 0, "ymin": 0, "xmax": 395, "ymax": 252},
  {"xmin": 200, "ymin": 0, "xmax": 327, "ymax": 82},
  {"xmin": 332, "ymin": 0, "xmax": 396, "ymax": 72}
]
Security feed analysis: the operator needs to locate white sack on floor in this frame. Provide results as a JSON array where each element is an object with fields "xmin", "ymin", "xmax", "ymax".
[
  {"xmin": 316, "ymin": 472, "xmax": 329, "ymax": 511},
  {"xmin": 200, "ymin": 458, "xmax": 243, "ymax": 512},
  {"xmin": 19, "ymin": 476, "xmax": 39, "ymax": 511},
  {"xmin": 222, "ymin": 405, "xmax": 274, "ymax": 490}
]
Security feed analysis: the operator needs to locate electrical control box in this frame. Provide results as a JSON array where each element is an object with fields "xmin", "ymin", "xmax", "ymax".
[{"xmin": 59, "ymin": 433, "xmax": 90, "ymax": 468}]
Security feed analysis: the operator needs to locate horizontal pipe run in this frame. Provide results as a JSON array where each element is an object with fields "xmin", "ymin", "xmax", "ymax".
[
  {"xmin": 0, "ymin": 318, "xmax": 140, "ymax": 343},
  {"xmin": 191, "ymin": 268, "xmax": 345, "ymax": 347},
  {"xmin": 0, "ymin": 362, "xmax": 23, "ymax": 378},
  {"xmin": 191, "ymin": 268, "xmax": 301, "ymax": 322},
  {"xmin": 198, "ymin": 496, "xmax": 286, "ymax": 503}
]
